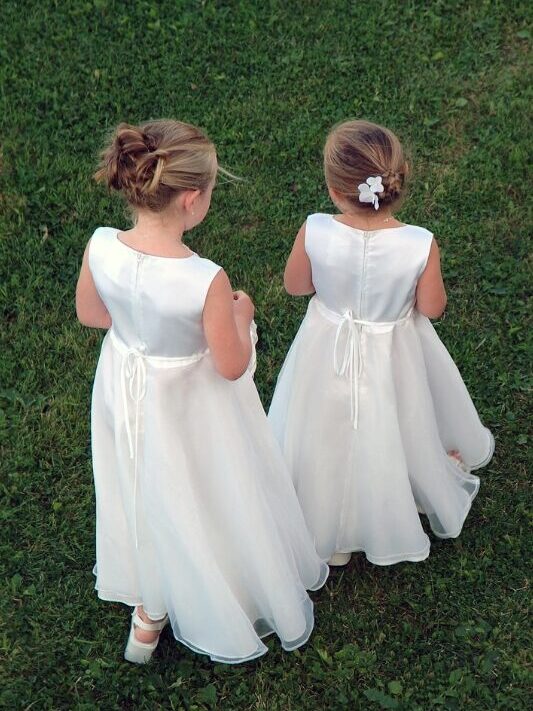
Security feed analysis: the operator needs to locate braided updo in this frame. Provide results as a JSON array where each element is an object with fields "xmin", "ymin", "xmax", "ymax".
[
  {"xmin": 94, "ymin": 120, "xmax": 217, "ymax": 212},
  {"xmin": 324, "ymin": 120, "xmax": 409, "ymax": 211}
]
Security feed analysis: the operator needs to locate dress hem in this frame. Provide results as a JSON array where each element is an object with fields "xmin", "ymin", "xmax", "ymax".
[
  {"xmin": 468, "ymin": 428, "xmax": 495, "ymax": 471},
  {"xmin": 307, "ymin": 563, "xmax": 330, "ymax": 591},
  {"xmin": 93, "ymin": 564, "xmax": 328, "ymax": 664},
  {"xmin": 94, "ymin": 589, "xmax": 315, "ymax": 664},
  {"xmin": 430, "ymin": 488, "xmax": 479, "ymax": 540},
  {"xmin": 332, "ymin": 473, "xmax": 481, "ymax": 564},
  {"xmin": 332, "ymin": 540, "xmax": 431, "ymax": 566}
]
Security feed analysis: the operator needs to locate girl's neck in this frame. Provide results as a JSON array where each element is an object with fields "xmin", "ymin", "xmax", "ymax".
[
  {"xmin": 119, "ymin": 209, "xmax": 193, "ymax": 258},
  {"xmin": 134, "ymin": 209, "xmax": 185, "ymax": 241},
  {"xmin": 334, "ymin": 209, "xmax": 403, "ymax": 231}
]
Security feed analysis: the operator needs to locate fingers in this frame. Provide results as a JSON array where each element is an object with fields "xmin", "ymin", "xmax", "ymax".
[{"xmin": 233, "ymin": 290, "xmax": 254, "ymax": 306}]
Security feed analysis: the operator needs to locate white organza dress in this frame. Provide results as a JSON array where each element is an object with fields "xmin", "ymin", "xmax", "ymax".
[
  {"xmin": 268, "ymin": 214, "xmax": 494, "ymax": 566},
  {"xmin": 88, "ymin": 227, "xmax": 329, "ymax": 664}
]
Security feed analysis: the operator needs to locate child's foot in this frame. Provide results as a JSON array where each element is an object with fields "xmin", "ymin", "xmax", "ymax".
[
  {"xmin": 328, "ymin": 552, "xmax": 352, "ymax": 566},
  {"xmin": 124, "ymin": 606, "xmax": 168, "ymax": 664},
  {"xmin": 134, "ymin": 606, "xmax": 164, "ymax": 644},
  {"xmin": 447, "ymin": 450, "xmax": 470, "ymax": 472}
]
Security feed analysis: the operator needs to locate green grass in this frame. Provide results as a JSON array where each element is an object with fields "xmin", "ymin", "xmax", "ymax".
[{"xmin": 0, "ymin": 0, "xmax": 531, "ymax": 709}]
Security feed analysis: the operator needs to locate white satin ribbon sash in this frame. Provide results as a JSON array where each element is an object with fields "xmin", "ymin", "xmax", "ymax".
[
  {"xmin": 314, "ymin": 298, "xmax": 413, "ymax": 430},
  {"xmin": 109, "ymin": 329, "xmax": 207, "ymax": 549}
]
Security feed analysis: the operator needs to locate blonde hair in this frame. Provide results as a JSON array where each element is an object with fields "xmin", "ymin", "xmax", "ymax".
[
  {"xmin": 94, "ymin": 119, "xmax": 219, "ymax": 212},
  {"xmin": 324, "ymin": 120, "xmax": 409, "ymax": 211}
]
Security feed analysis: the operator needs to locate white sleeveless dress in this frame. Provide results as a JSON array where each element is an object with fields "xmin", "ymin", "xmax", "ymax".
[
  {"xmin": 88, "ymin": 227, "xmax": 328, "ymax": 664},
  {"xmin": 268, "ymin": 213, "xmax": 494, "ymax": 566}
]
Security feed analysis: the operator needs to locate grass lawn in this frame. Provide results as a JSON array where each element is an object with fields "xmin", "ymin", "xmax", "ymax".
[{"xmin": 0, "ymin": 1, "xmax": 531, "ymax": 709}]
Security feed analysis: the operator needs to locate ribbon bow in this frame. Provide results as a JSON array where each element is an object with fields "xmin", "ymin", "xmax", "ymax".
[
  {"xmin": 333, "ymin": 311, "xmax": 364, "ymax": 430},
  {"xmin": 120, "ymin": 347, "xmax": 147, "ymax": 549}
]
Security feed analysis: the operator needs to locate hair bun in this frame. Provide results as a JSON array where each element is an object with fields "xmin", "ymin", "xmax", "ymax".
[
  {"xmin": 115, "ymin": 124, "xmax": 150, "ymax": 160},
  {"xmin": 103, "ymin": 123, "xmax": 166, "ymax": 197},
  {"xmin": 94, "ymin": 119, "xmax": 218, "ymax": 212},
  {"xmin": 142, "ymin": 131, "xmax": 158, "ymax": 152},
  {"xmin": 324, "ymin": 120, "xmax": 408, "ymax": 211},
  {"xmin": 381, "ymin": 170, "xmax": 404, "ymax": 201}
]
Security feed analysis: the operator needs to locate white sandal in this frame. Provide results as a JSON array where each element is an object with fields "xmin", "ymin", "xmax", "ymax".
[
  {"xmin": 328, "ymin": 552, "xmax": 352, "ymax": 566},
  {"xmin": 124, "ymin": 608, "xmax": 169, "ymax": 664}
]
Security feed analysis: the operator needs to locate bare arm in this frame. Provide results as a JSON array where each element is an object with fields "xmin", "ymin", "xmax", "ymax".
[
  {"xmin": 203, "ymin": 269, "xmax": 254, "ymax": 380},
  {"xmin": 75, "ymin": 241, "xmax": 112, "ymax": 328},
  {"xmin": 415, "ymin": 238, "xmax": 447, "ymax": 319},
  {"xmin": 283, "ymin": 222, "xmax": 315, "ymax": 296}
]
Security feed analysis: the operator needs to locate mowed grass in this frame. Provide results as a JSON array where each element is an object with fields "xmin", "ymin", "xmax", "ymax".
[{"xmin": 0, "ymin": 1, "xmax": 531, "ymax": 709}]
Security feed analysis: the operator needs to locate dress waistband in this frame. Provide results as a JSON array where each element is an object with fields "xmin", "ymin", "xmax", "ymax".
[
  {"xmin": 108, "ymin": 328, "xmax": 207, "ymax": 549},
  {"xmin": 109, "ymin": 329, "xmax": 208, "ymax": 367},
  {"xmin": 314, "ymin": 297, "xmax": 413, "ymax": 330},
  {"xmin": 313, "ymin": 298, "xmax": 413, "ymax": 430}
]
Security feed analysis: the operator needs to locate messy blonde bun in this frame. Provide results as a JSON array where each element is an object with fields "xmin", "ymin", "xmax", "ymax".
[
  {"xmin": 94, "ymin": 119, "xmax": 218, "ymax": 212},
  {"xmin": 324, "ymin": 120, "xmax": 409, "ymax": 211}
]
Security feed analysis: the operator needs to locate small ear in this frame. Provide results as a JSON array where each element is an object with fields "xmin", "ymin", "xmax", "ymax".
[
  {"xmin": 182, "ymin": 189, "xmax": 201, "ymax": 212},
  {"xmin": 328, "ymin": 186, "xmax": 347, "ymax": 203}
]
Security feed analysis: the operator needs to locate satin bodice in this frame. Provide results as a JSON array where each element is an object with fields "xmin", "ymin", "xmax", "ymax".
[
  {"xmin": 89, "ymin": 227, "xmax": 221, "ymax": 357},
  {"xmin": 305, "ymin": 213, "xmax": 433, "ymax": 321}
]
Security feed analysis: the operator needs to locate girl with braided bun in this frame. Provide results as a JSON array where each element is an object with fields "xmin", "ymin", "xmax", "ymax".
[
  {"xmin": 76, "ymin": 119, "xmax": 328, "ymax": 664},
  {"xmin": 269, "ymin": 119, "xmax": 494, "ymax": 567}
]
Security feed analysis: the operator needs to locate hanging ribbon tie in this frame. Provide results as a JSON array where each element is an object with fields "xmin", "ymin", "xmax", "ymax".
[
  {"xmin": 109, "ymin": 328, "xmax": 209, "ymax": 552},
  {"xmin": 120, "ymin": 347, "xmax": 147, "ymax": 549},
  {"xmin": 333, "ymin": 311, "xmax": 364, "ymax": 430},
  {"xmin": 316, "ymin": 297, "xmax": 414, "ymax": 432}
]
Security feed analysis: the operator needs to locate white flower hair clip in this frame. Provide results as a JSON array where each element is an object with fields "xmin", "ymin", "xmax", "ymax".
[{"xmin": 358, "ymin": 176, "xmax": 383, "ymax": 210}]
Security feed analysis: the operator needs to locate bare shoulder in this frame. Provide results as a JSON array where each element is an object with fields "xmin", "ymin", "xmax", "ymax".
[
  {"xmin": 295, "ymin": 220, "xmax": 307, "ymax": 240},
  {"xmin": 428, "ymin": 236, "xmax": 440, "ymax": 256},
  {"xmin": 204, "ymin": 269, "xmax": 234, "ymax": 318},
  {"xmin": 206, "ymin": 267, "xmax": 231, "ymax": 296}
]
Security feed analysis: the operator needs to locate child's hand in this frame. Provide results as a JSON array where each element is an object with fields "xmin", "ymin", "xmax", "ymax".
[{"xmin": 232, "ymin": 290, "xmax": 255, "ymax": 324}]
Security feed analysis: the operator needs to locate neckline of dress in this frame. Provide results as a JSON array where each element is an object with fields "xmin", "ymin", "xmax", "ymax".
[
  {"xmin": 111, "ymin": 228, "xmax": 198, "ymax": 261},
  {"xmin": 330, "ymin": 215, "xmax": 409, "ymax": 234}
]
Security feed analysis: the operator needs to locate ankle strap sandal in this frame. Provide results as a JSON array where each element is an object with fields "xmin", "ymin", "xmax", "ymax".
[{"xmin": 124, "ymin": 609, "xmax": 169, "ymax": 664}]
